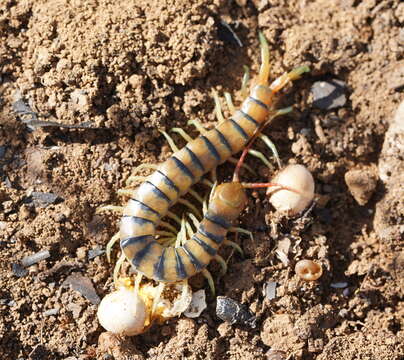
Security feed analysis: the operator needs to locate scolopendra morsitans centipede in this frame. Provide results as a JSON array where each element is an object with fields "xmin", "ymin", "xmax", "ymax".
[{"xmin": 115, "ymin": 33, "xmax": 309, "ymax": 284}]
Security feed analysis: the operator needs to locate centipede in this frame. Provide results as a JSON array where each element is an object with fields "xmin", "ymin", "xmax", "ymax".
[{"xmin": 100, "ymin": 33, "xmax": 309, "ymax": 289}]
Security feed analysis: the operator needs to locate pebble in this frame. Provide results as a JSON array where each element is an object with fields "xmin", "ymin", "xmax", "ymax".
[
  {"xmin": 216, "ymin": 296, "xmax": 256, "ymax": 328},
  {"xmin": 43, "ymin": 308, "xmax": 60, "ymax": 317},
  {"xmin": 311, "ymin": 79, "xmax": 347, "ymax": 110},
  {"xmin": 88, "ymin": 247, "xmax": 105, "ymax": 260},
  {"xmin": 12, "ymin": 263, "xmax": 28, "ymax": 277},
  {"xmin": 264, "ymin": 281, "xmax": 277, "ymax": 300},
  {"xmin": 21, "ymin": 250, "xmax": 50, "ymax": 267},
  {"xmin": 30, "ymin": 192, "xmax": 61, "ymax": 207},
  {"xmin": 63, "ymin": 272, "xmax": 101, "ymax": 305},
  {"xmin": 344, "ymin": 168, "xmax": 378, "ymax": 205},
  {"xmin": 330, "ymin": 282, "xmax": 348, "ymax": 289}
]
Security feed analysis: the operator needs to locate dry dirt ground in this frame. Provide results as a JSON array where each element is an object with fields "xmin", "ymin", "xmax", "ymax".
[{"xmin": 0, "ymin": 0, "xmax": 403, "ymax": 359}]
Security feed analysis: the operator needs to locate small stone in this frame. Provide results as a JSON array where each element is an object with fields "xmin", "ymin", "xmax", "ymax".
[
  {"xmin": 216, "ymin": 296, "xmax": 256, "ymax": 328},
  {"xmin": 76, "ymin": 247, "xmax": 87, "ymax": 260},
  {"xmin": 184, "ymin": 289, "xmax": 207, "ymax": 318},
  {"xmin": 12, "ymin": 263, "xmax": 28, "ymax": 277},
  {"xmin": 264, "ymin": 281, "xmax": 277, "ymax": 300},
  {"xmin": 21, "ymin": 250, "xmax": 50, "ymax": 267},
  {"xmin": 88, "ymin": 247, "xmax": 105, "ymax": 260},
  {"xmin": 30, "ymin": 192, "xmax": 61, "ymax": 208},
  {"xmin": 63, "ymin": 272, "xmax": 101, "ymax": 304},
  {"xmin": 345, "ymin": 167, "xmax": 378, "ymax": 205},
  {"xmin": 311, "ymin": 79, "xmax": 347, "ymax": 110},
  {"xmin": 43, "ymin": 308, "xmax": 60, "ymax": 317},
  {"xmin": 266, "ymin": 349, "xmax": 287, "ymax": 360}
]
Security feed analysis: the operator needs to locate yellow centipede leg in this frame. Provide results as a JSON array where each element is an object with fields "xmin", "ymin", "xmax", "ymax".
[
  {"xmin": 160, "ymin": 130, "xmax": 179, "ymax": 152},
  {"xmin": 202, "ymin": 268, "xmax": 215, "ymax": 296},
  {"xmin": 117, "ymin": 189, "xmax": 137, "ymax": 197},
  {"xmin": 187, "ymin": 119, "xmax": 207, "ymax": 134},
  {"xmin": 187, "ymin": 213, "xmax": 200, "ymax": 229},
  {"xmin": 171, "ymin": 128, "xmax": 193, "ymax": 142},
  {"xmin": 258, "ymin": 134, "xmax": 282, "ymax": 169},
  {"xmin": 228, "ymin": 157, "xmax": 256, "ymax": 175},
  {"xmin": 247, "ymin": 149, "xmax": 273, "ymax": 170},
  {"xmin": 188, "ymin": 189, "xmax": 204, "ymax": 204},
  {"xmin": 160, "ymin": 221, "xmax": 178, "ymax": 233},
  {"xmin": 96, "ymin": 205, "xmax": 123, "ymax": 214},
  {"xmin": 229, "ymin": 226, "xmax": 254, "ymax": 241},
  {"xmin": 126, "ymin": 176, "xmax": 148, "ymax": 186},
  {"xmin": 127, "ymin": 164, "xmax": 158, "ymax": 186},
  {"xmin": 212, "ymin": 89, "xmax": 225, "ymax": 123},
  {"xmin": 214, "ymin": 254, "xmax": 228, "ymax": 275},
  {"xmin": 240, "ymin": 65, "xmax": 250, "ymax": 98},
  {"xmin": 113, "ymin": 252, "xmax": 126, "ymax": 286},
  {"xmin": 178, "ymin": 198, "xmax": 202, "ymax": 219},
  {"xmin": 223, "ymin": 239, "xmax": 244, "ymax": 256},
  {"xmin": 224, "ymin": 92, "xmax": 236, "ymax": 115},
  {"xmin": 106, "ymin": 232, "xmax": 120, "ymax": 262}
]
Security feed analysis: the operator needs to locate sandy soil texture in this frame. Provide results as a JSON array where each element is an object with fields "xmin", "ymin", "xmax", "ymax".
[{"xmin": 0, "ymin": 0, "xmax": 403, "ymax": 359}]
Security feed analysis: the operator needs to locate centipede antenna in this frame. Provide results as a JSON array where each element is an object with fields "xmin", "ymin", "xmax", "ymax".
[
  {"xmin": 96, "ymin": 205, "xmax": 124, "ymax": 215},
  {"xmin": 258, "ymin": 134, "xmax": 282, "ymax": 169},
  {"xmin": 106, "ymin": 232, "xmax": 120, "ymax": 263},
  {"xmin": 159, "ymin": 237, "xmax": 176, "ymax": 247},
  {"xmin": 258, "ymin": 31, "xmax": 270, "ymax": 85},
  {"xmin": 171, "ymin": 127, "xmax": 193, "ymax": 142},
  {"xmin": 212, "ymin": 89, "xmax": 225, "ymax": 123},
  {"xmin": 160, "ymin": 220, "xmax": 178, "ymax": 233},
  {"xmin": 240, "ymin": 65, "xmax": 250, "ymax": 98},
  {"xmin": 178, "ymin": 198, "xmax": 202, "ymax": 219},
  {"xmin": 224, "ymin": 92, "xmax": 236, "ymax": 114},
  {"xmin": 113, "ymin": 252, "xmax": 126, "ymax": 286},
  {"xmin": 187, "ymin": 119, "xmax": 207, "ymax": 134},
  {"xmin": 202, "ymin": 268, "xmax": 215, "ymax": 296},
  {"xmin": 160, "ymin": 130, "xmax": 179, "ymax": 152},
  {"xmin": 223, "ymin": 239, "xmax": 244, "ymax": 256},
  {"xmin": 214, "ymin": 254, "xmax": 228, "ymax": 275}
]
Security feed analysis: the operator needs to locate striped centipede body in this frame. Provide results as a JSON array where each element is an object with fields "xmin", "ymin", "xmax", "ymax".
[{"xmin": 119, "ymin": 33, "xmax": 309, "ymax": 284}]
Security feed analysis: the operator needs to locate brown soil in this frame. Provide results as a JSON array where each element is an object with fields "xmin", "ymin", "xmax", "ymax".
[{"xmin": 0, "ymin": 0, "xmax": 403, "ymax": 359}]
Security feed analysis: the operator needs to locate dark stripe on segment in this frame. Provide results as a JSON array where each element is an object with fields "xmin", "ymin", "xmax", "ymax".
[
  {"xmin": 153, "ymin": 247, "xmax": 166, "ymax": 281},
  {"xmin": 214, "ymin": 129, "xmax": 233, "ymax": 153},
  {"xmin": 198, "ymin": 224, "xmax": 225, "ymax": 245},
  {"xmin": 248, "ymin": 96, "xmax": 269, "ymax": 111},
  {"xmin": 120, "ymin": 235, "xmax": 152, "ymax": 249},
  {"xmin": 184, "ymin": 146, "xmax": 205, "ymax": 172},
  {"xmin": 175, "ymin": 249, "xmax": 187, "ymax": 279},
  {"xmin": 156, "ymin": 170, "xmax": 179, "ymax": 194},
  {"xmin": 240, "ymin": 109, "xmax": 259, "ymax": 126},
  {"xmin": 145, "ymin": 181, "xmax": 171, "ymax": 204},
  {"xmin": 201, "ymin": 135, "xmax": 221, "ymax": 162},
  {"xmin": 183, "ymin": 244, "xmax": 204, "ymax": 271},
  {"xmin": 130, "ymin": 199, "xmax": 159, "ymax": 217},
  {"xmin": 123, "ymin": 215, "xmax": 155, "ymax": 226},
  {"xmin": 171, "ymin": 156, "xmax": 195, "ymax": 181},
  {"xmin": 192, "ymin": 234, "xmax": 217, "ymax": 256},
  {"xmin": 204, "ymin": 212, "xmax": 231, "ymax": 230},
  {"xmin": 229, "ymin": 118, "xmax": 249, "ymax": 142},
  {"xmin": 132, "ymin": 241, "xmax": 154, "ymax": 267}
]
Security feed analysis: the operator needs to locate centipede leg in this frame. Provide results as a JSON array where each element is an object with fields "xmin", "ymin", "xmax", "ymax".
[
  {"xmin": 229, "ymin": 226, "xmax": 254, "ymax": 241},
  {"xmin": 223, "ymin": 239, "xmax": 244, "ymax": 256},
  {"xmin": 212, "ymin": 89, "xmax": 225, "ymax": 123},
  {"xmin": 178, "ymin": 198, "xmax": 202, "ymax": 219},
  {"xmin": 106, "ymin": 232, "xmax": 120, "ymax": 262},
  {"xmin": 127, "ymin": 164, "xmax": 158, "ymax": 186},
  {"xmin": 201, "ymin": 268, "xmax": 215, "ymax": 296},
  {"xmin": 187, "ymin": 119, "xmax": 207, "ymax": 134},
  {"xmin": 240, "ymin": 65, "xmax": 250, "ymax": 98},
  {"xmin": 214, "ymin": 254, "xmax": 228, "ymax": 275},
  {"xmin": 117, "ymin": 189, "xmax": 137, "ymax": 198},
  {"xmin": 113, "ymin": 252, "xmax": 126, "ymax": 286},
  {"xmin": 224, "ymin": 92, "xmax": 236, "ymax": 115},
  {"xmin": 161, "ymin": 130, "xmax": 179, "ymax": 152},
  {"xmin": 171, "ymin": 128, "xmax": 193, "ymax": 142},
  {"xmin": 258, "ymin": 134, "xmax": 282, "ymax": 169},
  {"xmin": 228, "ymin": 157, "xmax": 256, "ymax": 175},
  {"xmin": 247, "ymin": 148, "xmax": 273, "ymax": 170},
  {"xmin": 96, "ymin": 205, "xmax": 124, "ymax": 214}
]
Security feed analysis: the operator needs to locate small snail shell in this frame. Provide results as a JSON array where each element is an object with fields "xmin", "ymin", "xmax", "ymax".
[
  {"xmin": 97, "ymin": 285, "xmax": 147, "ymax": 336},
  {"xmin": 295, "ymin": 260, "xmax": 323, "ymax": 281},
  {"xmin": 267, "ymin": 164, "xmax": 314, "ymax": 216}
]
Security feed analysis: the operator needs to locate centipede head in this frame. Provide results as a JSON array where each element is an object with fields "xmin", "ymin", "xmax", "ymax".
[{"xmin": 209, "ymin": 182, "xmax": 247, "ymax": 221}]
